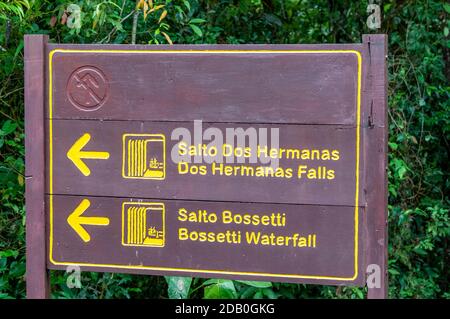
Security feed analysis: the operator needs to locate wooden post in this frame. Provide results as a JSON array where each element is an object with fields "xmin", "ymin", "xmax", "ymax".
[
  {"xmin": 363, "ymin": 34, "xmax": 389, "ymax": 299},
  {"xmin": 25, "ymin": 34, "xmax": 50, "ymax": 299}
]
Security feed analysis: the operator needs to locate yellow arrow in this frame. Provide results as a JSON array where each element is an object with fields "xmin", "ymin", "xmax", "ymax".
[
  {"xmin": 67, "ymin": 199, "xmax": 110, "ymax": 242},
  {"xmin": 67, "ymin": 133, "xmax": 110, "ymax": 176}
]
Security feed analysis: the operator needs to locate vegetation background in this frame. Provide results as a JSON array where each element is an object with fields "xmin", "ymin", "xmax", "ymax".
[{"xmin": 0, "ymin": 0, "xmax": 448, "ymax": 299}]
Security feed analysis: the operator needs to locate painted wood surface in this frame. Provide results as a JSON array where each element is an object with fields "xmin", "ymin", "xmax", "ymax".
[
  {"xmin": 25, "ymin": 34, "xmax": 50, "ymax": 299},
  {"xmin": 48, "ymin": 195, "xmax": 364, "ymax": 286},
  {"xmin": 24, "ymin": 37, "xmax": 388, "ymax": 296}
]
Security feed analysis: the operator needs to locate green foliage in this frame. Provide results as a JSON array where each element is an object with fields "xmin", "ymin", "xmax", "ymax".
[
  {"xmin": 384, "ymin": 0, "xmax": 449, "ymax": 298},
  {"xmin": 165, "ymin": 276, "xmax": 192, "ymax": 299},
  {"xmin": 203, "ymin": 279, "xmax": 238, "ymax": 299},
  {"xmin": 234, "ymin": 281, "xmax": 279, "ymax": 299},
  {"xmin": 0, "ymin": 1, "xmax": 30, "ymax": 21},
  {"xmin": 0, "ymin": 0, "xmax": 448, "ymax": 299}
]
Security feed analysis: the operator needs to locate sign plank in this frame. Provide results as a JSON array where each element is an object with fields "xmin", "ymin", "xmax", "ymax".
[
  {"xmin": 49, "ymin": 120, "xmax": 362, "ymax": 206},
  {"xmin": 47, "ymin": 46, "xmax": 361, "ymax": 125},
  {"xmin": 48, "ymin": 195, "xmax": 364, "ymax": 285}
]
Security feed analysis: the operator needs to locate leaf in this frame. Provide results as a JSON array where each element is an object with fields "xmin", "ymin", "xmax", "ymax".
[
  {"xmin": 189, "ymin": 18, "xmax": 206, "ymax": 24},
  {"xmin": 388, "ymin": 268, "xmax": 400, "ymax": 276},
  {"xmin": 419, "ymin": 98, "xmax": 426, "ymax": 107},
  {"xmin": 383, "ymin": 4, "xmax": 392, "ymax": 13},
  {"xmin": 354, "ymin": 288, "xmax": 364, "ymax": 299},
  {"xmin": 0, "ymin": 257, "xmax": 7, "ymax": 270},
  {"xmin": 190, "ymin": 24, "xmax": 203, "ymax": 37},
  {"xmin": 60, "ymin": 12, "xmax": 67, "ymax": 25},
  {"xmin": 235, "ymin": 280, "xmax": 272, "ymax": 288},
  {"xmin": 1, "ymin": 120, "xmax": 17, "ymax": 136},
  {"xmin": 161, "ymin": 32, "xmax": 173, "ymax": 45},
  {"xmin": 413, "ymin": 247, "xmax": 428, "ymax": 256},
  {"xmin": 14, "ymin": 40, "xmax": 24, "ymax": 59},
  {"xmin": 50, "ymin": 16, "xmax": 57, "ymax": 27},
  {"xmin": 262, "ymin": 288, "xmax": 279, "ymax": 299},
  {"xmin": 398, "ymin": 166, "xmax": 407, "ymax": 179},
  {"xmin": 183, "ymin": 0, "xmax": 191, "ymax": 12},
  {"xmin": 158, "ymin": 10, "xmax": 167, "ymax": 23},
  {"xmin": 0, "ymin": 293, "xmax": 14, "ymax": 300},
  {"xmin": 9, "ymin": 261, "xmax": 25, "ymax": 278},
  {"xmin": 0, "ymin": 167, "xmax": 16, "ymax": 187},
  {"xmin": 444, "ymin": 3, "xmax": 450, "ymax": 14},
  {"xmin": 264, "ymin": 13, "xmax": 282, "ymax": 26},
  {"xmin": 165, "ymin": 276, "xmax": 192, "ymax": 299},
  {"xmin": 388, "ymin": 142, "xmax": 398, "ymax": 150},
  {"xmin": 136, "ymin": 0, "xmax": 145, "ymax": 9},
  {"xmin": 239, "ymin": 286, "xmax": 258, "ymax": 299},
  {"xmin": 17, "ymin": 174, "xmax": 24, "ymax": 186},
  {"xmin": 204, "ymin": 279, "xmax": 237, "ymax": 299},
  {"xmin": 149, "ymin": 5, "xmax": 165, "ymax": 14},
  {"xmin": 92, "ymin": 17, "xmax": 98, "ymax": 29},
  {"xmin": 253, "ymin": 290, "xmax": 263, "ymax": 299},
  {"xmin": 0, "ymin": 250, "xmax": 19, "ymax": 258},
  {"xmin": 143, "ymin": 1, "xmax": 149, "ymax": 20}
]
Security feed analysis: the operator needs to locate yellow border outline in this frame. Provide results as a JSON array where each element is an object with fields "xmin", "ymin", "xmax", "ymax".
[{"xmin": 48, "ymin": 48, "xmax": 362, "ymax": 281}]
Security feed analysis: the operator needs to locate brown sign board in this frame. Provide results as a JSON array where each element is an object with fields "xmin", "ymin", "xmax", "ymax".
[{"xmin": 25, "ymin": 35, "xmax": 388, "ymax": 298}]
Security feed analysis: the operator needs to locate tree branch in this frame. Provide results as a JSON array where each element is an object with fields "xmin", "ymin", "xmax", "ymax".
[{"xmin": 131, "ymin": 0, "xmax": 140, "ymax": 44}]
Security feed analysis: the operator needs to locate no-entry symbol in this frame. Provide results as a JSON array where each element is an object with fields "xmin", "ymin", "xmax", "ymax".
[{"xmin": 67, "ymin": 65, "xmax": 109, "ymax": 111}]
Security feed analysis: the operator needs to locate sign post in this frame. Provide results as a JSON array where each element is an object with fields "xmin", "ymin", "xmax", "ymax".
[
  {"xmin": 25, "ymin": 34, "xmax": 50, "ymax": 299},
  {"xmin": 363, "ymin": 34, "xmax": 389, "ymax": 299},
  {"xmin": 25, "ymin": 34, "xmax": 388, "ymax": 298}
]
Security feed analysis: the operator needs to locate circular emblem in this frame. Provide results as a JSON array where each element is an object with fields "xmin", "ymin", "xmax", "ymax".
[{"xmin": 67, "ymin": 66, "xmax": 109, "ymax": 111}]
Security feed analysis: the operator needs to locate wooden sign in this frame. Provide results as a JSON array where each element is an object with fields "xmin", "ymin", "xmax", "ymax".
[{"xmin": 25, "ymin": 35, "xmax": 388, "ymax": 298}]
